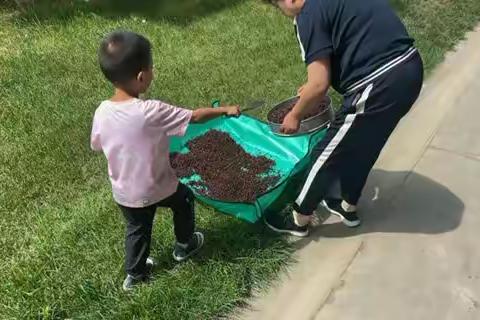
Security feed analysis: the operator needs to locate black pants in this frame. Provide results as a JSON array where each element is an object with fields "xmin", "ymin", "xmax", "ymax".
[
  {"xmin": 294, "ymin": 52, "xmax": 424, "ymax": 215},
  {"xmin": 118, "ymin": 183, "xmax": 195, "ymax": 278}
]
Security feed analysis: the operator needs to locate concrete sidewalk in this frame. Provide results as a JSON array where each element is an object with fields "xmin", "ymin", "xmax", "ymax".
[{"xmin": 238, "ymin": 25, "xmax": 480, "ymax": 320}]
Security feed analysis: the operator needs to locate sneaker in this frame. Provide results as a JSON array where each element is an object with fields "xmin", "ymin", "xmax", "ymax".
[
  {"xmin": 122, "ymin": 257, "xmax": 156, "ymax": 292},
  {"xmin": 173, "ymin": 232, "xmax": 204, "ymax": 262},
  {"xmin": 265, "ymin": 212, "xmax": 309, "ymax": 238},
  {"xmin": 145, "ymin": 257, "xmax": 157, "ymax": 271},
  {"xmin": 320, "ymin": 198, "xmax": 361, "ymax": 228},
  {"xmin": 122, "ymin": 274, "xmax": 143, "ymax": 292}
]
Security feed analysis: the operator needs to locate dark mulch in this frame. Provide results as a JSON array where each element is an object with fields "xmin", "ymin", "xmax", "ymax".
[
  {"xmin": 170, "ymin": 130, "xmax": 280, "ymax": 203},
  {"xmin": 268, "ymin": 100, "xmax": 328, "ymax": 124}
]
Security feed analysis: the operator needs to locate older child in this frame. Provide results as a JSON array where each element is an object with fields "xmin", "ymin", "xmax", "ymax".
[{"xmin": 264, "ymin": 0, "xmax": 424, "ymax": 237}]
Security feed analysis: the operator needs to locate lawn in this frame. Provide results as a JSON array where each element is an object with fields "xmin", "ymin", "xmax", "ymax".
[{"xmin": 1, "ymin": 0, "xmax": 480, "ymax": 319}]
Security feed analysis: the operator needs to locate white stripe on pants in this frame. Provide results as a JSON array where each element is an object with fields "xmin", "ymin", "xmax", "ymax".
[{"xmin": 295, "ymin": 84, "xmax": 374, "ymax": 206}]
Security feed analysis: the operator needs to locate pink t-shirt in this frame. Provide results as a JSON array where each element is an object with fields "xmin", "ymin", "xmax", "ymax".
[{"xmin": 91, "ymin": 98, "xmax": 192, "ymax": 208}]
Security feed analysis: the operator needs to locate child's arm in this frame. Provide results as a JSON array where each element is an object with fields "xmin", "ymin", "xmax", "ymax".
[
  {"xmin": 90, "ymin": 113, "xmax": 103, "ymax": 152},
  {"xmin": 281, "ymin": 58, "xmax": 330, "ymax": 134},
  {"xmin": 142, "ymin": 100, "xmax": 240, "ymax": 137},
  {"xmin": 190, "ymin": 106, "xmax": 240, "ymax": 123}
]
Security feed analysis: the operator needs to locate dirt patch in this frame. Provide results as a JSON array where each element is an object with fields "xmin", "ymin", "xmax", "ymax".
[
  {"xmin": 268, "ymin": 99, "xmax": 328, "ymax": 124},
  {"xmin": 170, "ymin": 130, "xmax": 280, "ymax": 203}
]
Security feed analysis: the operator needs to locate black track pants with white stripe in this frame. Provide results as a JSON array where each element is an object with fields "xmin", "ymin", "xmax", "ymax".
[{"xmin": 294, "ymin": 52, "xmax": 424, "ymax": 215}]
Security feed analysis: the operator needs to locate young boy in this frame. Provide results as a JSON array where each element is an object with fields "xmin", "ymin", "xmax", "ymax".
[
  {"xmin": 91, "ymin": 31, "xmax": 240, "ymax": 291},
  {"xmin": 264, "ymin": 0, "xmax": 424, "ymax": 237}
]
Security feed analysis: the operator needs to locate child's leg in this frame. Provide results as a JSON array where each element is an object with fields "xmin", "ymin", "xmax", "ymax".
[
  {"xmin": 293, "ymin": 97, "xmax": 359, "ymax": 216},
  {"xmin": 118, "ymin": 204, "xmax": 156, "ymax": 278},
  {"xmin": 340, "ymin": 53, "xmax": 424, "ymax": 206},
  {"xmin": 296, "ymin": 52, "xmax": 423, "ymax": 214},
  {"xmin": 339, "ymin": 113, "xmax": 401, "ymax": 206},
  {"xmin": 158, "ymin": 183, "xmax": 195, "ymax": 244}
]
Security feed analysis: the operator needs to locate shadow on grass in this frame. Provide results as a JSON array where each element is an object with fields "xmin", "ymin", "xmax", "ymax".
[
  {"xmin": 5, "ymin": 0, "xmax": 246, "ymax": 26},
  {"xmin": 295, "ymin": 169, "xmax": 464, "ymax": 248},
  {"xmin": 144, "ymin": 218, "xmax": 292, "ymax": 314},
  {"xmin": 149, "ymin": 211, "xmax": 292, "ymax": 279}
]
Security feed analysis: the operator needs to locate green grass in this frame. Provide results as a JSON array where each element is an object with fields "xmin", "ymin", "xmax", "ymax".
[{"xmin": 1, "ymin": 0, "xmax": 480, "ymax": 319}]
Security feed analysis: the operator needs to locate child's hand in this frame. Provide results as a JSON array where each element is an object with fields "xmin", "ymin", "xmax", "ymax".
[
  {"xmin": 280, "ymin": 111, "xmax": 301, "ymax": 134},
  {"xmin": 225, "ymin": 105, "xmax": 241, "ymax": 117},
  {"xmin": 192, "ymin": 105, "xmax": 240, "ymax": 123}
]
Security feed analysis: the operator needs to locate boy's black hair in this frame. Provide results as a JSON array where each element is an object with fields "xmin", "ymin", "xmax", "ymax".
[{"xmin": 99, "ymin": 31, "xmax": 152, "ymax": 85}]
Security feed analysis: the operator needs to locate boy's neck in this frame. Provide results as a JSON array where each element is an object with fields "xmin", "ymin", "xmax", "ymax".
[{"xmin": 110, "ymin": 88, "xmax": 139, "ymax": 102}]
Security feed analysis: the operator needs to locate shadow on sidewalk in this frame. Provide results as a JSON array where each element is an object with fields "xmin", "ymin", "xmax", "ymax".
[{"xmin": 297, "ymin": 169, "xmax": 465, "ymax": 244}]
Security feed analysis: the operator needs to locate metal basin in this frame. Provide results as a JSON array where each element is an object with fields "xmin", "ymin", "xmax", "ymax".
[{"xmin": 267, "ymin": 95, "xmax": 334, "ymax": 136}]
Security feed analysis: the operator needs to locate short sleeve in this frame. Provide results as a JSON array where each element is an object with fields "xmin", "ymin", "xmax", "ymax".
[
  {"xmin": 90, "ymin": 111, "xmax": 102, "ymax": 152},
  {"xmin": 142, "ymin": 100, "xmax": 193, "ymax": 137},
  {"xmin": 295, "ymin": 11, "xmax": 333, "ymax": 65}
]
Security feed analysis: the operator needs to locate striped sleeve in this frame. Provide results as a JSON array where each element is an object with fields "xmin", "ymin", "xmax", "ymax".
[{"xmin": 295, "ymin": 12, "xmax": 333, "ymax": 65}]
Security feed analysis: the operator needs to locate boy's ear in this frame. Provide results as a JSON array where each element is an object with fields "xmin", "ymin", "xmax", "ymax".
[
  {"xmin": 137, "ymin": 71, "xmax": 144, "ymax": 82},
  {"xmin": 288, "ymin": 0, "xmax": 303, "ymax": 8}
]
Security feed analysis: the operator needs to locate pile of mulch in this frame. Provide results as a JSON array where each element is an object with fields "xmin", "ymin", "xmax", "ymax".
[
  {"xmin": 170, "ymin": 130, "xmax": 280, "ymax": 203},
  {"xmin": 268, "ymin": 99, "xmax": 328, "ymax": 124}
]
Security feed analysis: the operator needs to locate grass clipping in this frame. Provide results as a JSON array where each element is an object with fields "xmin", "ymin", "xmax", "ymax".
[{"xmin": 171, "ymin": 130, "xmax": 280, "ymax": 203}]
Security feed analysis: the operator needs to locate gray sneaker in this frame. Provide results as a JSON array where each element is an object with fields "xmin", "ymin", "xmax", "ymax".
[
  {"xmin": 122, "ymin": 257, "xmax": 156, "ymax": 292},
  {"xmin": 172, "ymin": 232, "xmax": 204, "ymax": 262}
]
